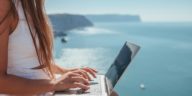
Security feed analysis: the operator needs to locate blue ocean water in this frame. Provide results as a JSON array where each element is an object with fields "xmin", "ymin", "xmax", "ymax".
[{"xmin": 54, "ymin": 22, "xmax": 192, "ymax": 96}]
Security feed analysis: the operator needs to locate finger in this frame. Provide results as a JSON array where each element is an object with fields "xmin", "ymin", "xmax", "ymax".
[
  {"xmin": 79, "ymin": 70, "xmax": 92, "ymax": 81},
  {"xmin": 68, "ymin": 72, "xmax": 81, "ymax": 77},
  {"xmin": 83, "ymin": 68, "xmax": 97, "ymax": 78},
  {"xmin": 74, "ymin": 70, "xmax": 90, "ymax": 80},
  {"xmin": 84, "ymin": 70, "xmax": 92, "ymax": 81},
  {"xmin": 83, "ymin": 67, "xmax": 98, "ymax": 74},
  {"xmin": 54, "ymin": 72, "xmax": 80, "ymax": 84},
  {"xmin": 71, "ymin": 82, "xmax": 90, "ymax": 90},
  {"xmin": 86, "ymin": 67, "xmax": 98, "ymax": 73},
  {"xmin": 71, "ymin": 76, "xmax": 89, "ymax": 85}
]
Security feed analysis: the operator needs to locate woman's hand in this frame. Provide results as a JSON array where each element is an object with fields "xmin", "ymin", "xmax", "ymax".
[
  {"xmin": 52, "ymin": 65, "xmax": 97, "ymax": 81},
  {"xmin": 69, "ymin": 67, "xmax": 98, "ymax": 81},
  {"xmin": 53, "ymin": 71, "xmax": 90, "ymax": 91}
]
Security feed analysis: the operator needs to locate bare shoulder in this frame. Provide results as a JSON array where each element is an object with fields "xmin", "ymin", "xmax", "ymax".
[
  {"xmin": 0, "ymin": 0, "xmax": 12, "ymax": 35},
  {"xmin": 0, "ymin": 0, "xmax": 11, "ymax": 19}
]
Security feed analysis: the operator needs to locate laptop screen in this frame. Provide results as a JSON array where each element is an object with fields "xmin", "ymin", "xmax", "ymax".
[{"xmin": 105, "ymin": 41, "xmax": 140, "ymax": 89}]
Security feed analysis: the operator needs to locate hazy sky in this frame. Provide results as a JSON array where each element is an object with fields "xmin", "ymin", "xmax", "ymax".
[{"xmin": 45, "ymin": 0, "xmax": 192, "ymax": 22}]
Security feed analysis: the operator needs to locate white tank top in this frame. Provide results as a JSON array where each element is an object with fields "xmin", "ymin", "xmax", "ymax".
[{"xmin": 7, "ymin": 0, "xmax": 50, "ymax": 80}]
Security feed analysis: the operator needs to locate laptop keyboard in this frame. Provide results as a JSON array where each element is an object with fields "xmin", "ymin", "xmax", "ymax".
[
  {"xmin": 54, "ymin": 75, "xmax": 106, "ymax": 96},
  {"xmin": 77, "ymin": 75, "xmax": 103, "ymax": 95}
]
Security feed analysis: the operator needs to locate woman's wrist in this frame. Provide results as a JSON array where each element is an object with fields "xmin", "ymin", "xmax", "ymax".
[{"xmin": 49, "ymin": 79, "xmax": 58, "ymax": 92}]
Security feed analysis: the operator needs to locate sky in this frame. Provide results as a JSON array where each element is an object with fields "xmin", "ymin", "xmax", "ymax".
[{"xmin": 45, "ymin": 0, "xmax": 192, "ymax": 22}]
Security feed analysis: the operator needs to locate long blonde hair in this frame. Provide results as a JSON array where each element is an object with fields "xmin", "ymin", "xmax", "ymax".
[{"xmin": 12, "ymin": 0, "xmax": 55, "ymax": 78}]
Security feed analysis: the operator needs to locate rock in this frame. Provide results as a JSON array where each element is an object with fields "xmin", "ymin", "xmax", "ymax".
[{"xmin": 48, "ymin": 14, "xmax": 94, "ymax": 33}]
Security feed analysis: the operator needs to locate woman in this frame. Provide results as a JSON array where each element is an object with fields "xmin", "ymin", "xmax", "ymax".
[
  {"xmin": 0, "ymin": 0, "xmax": 118, "ymax": 95},
  {"xmin": 0, "ymin": 0, "xmax": 98, "ymax": 95}
]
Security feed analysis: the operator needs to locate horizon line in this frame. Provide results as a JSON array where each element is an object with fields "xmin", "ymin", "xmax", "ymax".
[{"xmin": 46, "ymin": 13, "xmax": 192, "ymax": 22}]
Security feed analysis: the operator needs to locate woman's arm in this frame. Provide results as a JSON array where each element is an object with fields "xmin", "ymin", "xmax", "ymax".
[
  {"xmin": 0, "ymin": 0, "xmax": 55, "ymax": 95},
  {"xmin": 0, "ymin": 74, "xmax": 55, "ymax": 95}
]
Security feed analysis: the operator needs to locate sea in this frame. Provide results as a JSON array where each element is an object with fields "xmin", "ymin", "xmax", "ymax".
[{"xmin": 53, "ymin": 22, "xmax": 192, "ymax": 96}]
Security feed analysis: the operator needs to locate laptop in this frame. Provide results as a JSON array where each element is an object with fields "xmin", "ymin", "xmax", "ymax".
[{"xmin": 55, "ymin": 41, "xmax": 140, "ymax": 96}]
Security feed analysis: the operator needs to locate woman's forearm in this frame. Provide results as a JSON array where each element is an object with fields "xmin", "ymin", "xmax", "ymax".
[{"xmin": 0, "ymin": 74, "xmax": 55, "ymax": 95}]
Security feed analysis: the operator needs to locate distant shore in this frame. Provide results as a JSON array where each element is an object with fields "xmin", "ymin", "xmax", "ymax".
[{"xmin": 49, "ymin": 13, "xmax": 141, "ymax": 38}]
